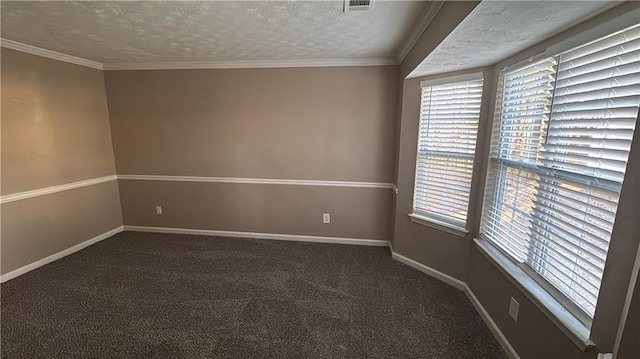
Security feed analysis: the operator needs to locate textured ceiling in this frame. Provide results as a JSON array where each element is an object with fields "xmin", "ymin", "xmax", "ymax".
[
  {"xmin": 0, "ymin": 0, "xmax": 427, "ymax": 64},
  {"xmin": 409, "ymin": 0, "xmax": 621, "ymax": 78}
]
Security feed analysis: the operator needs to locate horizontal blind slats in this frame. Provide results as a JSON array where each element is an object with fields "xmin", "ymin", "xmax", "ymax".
[
  {"xmin": 556, "ymin": 61, "xmax": 640, "ymax": 89},
  {"xmin": 414, "ymin": 78, "xmax": 483, "ymax": 225},
  {"xmin": 481, "ymin": 24, "xmax": 640, "ymax": 319},
  {"xmin": 556, "ymin": 50, "xmax": 640, "ymax": 81},
  {"xmin": 554, "ymin": 72, "xmax": 640, "ymax": 97},
  {"xmin": 558, "ymin": 25, "xmax": 640, "ymax": 70}
]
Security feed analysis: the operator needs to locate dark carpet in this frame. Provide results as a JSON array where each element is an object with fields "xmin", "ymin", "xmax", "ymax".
[{"xmin": 1, "ymin": 232, "xmax": 506, "ymax": 358}]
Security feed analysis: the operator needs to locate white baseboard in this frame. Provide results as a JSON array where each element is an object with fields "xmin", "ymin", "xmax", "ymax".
[
  {"xmin": 1, "ymin": 222, "xmax": 518, "ymax": 358},
  {"xmin": 0, "ymin": 226, "xmax": 124, "ymax": 283},
  {"xmin": 390, "ymin": 250, "xmax": 519, "ymax": 359},
  {"xmin": 464, "ymin": 284, "xmax": 520, "ymax": 359},
  {"xmin": 391, "ymin": 251, "xmax": 466, "ymax": 290},
  {"xmin": 123, "ymin": 225, "xmax": 390, "ymax": 247}
]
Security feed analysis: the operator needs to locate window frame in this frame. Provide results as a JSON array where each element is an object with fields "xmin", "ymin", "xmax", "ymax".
[
  {"xmin": 475, "ymin": 18, "xmax": 640, "ymax": 347},
  {"xmin": 410, "ymin": 72, "xmax": 484, "ymax": 235}
]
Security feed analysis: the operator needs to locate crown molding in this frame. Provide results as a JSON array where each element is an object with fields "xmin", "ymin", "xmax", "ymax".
[
  {"xmin": 1, "ymin": 3, "xmax": 448, "ymax": 71},
  {"xmin": 0, "ymin": 38, "xmax": 398, "ymax": 70},
  {"xmin": 396, "ymin": 0, "xmax": 445, "ymax": 63},
  {"xmin": 0, "ymin": 38, "xmax": 103, "ymax": 70},
  {"xmin": 101, "ymin": 58, "xmax": 398, "ymax": 71}
]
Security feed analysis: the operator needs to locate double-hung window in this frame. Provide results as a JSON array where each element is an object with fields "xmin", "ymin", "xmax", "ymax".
[
  {"xmin": 480, "ymin": 24, "xmax": 640, "ymax": 322},
  {"xmin": 412, "ymin": 73, "xmax": 484, "ymax": 232}
]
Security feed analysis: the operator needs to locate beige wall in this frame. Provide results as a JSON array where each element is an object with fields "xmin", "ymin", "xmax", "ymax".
[
  {"xmin": 392, "ymin": 2, "xmax": 640, "ymax": 358},
  {"xmin": 400, "ymin": 1, "xmax": 479, "ymax": 78},
  {"xmin": 1, "ymin": 49, "xmax": 117, "ymax": 194},
  {"xmin": 119, "ymin": 180, "xmax": 392, "ymax": 240},
  {"xmin": 389, "ymin": 0, "xmax": 479, "ymax": 251},
  {"xmin": 104, "ymin": 66, "xmax": 399, "ymax": 240},
  {"xmin": 2, "ymin": 2, "xmax": 639, "ymax": 357},
  {"xmin": 1, "ymin": 49, "xmax": 122, "ymax": 275},
  {"xmin": 1, "ymin": 182, "xmax": 123, "ymax": 274},
  {"xmin": 468, "ymin": 247, "xmax": 600, "ymax": 359},
  {"xmin": 618, "ymin": 264, "xmax": 640, "ymax": 359},
  {"xmin": 391, "ymin": 67, "xmax": 494, "ymax": 280}
]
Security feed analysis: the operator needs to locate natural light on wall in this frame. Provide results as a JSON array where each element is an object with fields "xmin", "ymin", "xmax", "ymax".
[
  {"xmin": 480, "ymin": 24, "xmax": 640, "ymax": 322},
  {"xmin": 412, "ymin": 73, "xmax": 483, "ymax": 230}
]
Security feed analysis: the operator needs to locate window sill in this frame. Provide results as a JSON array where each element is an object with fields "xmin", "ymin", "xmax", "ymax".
[
  {"xmin": 473, "ymin": 238, "xmax": 594, "ymax": 351},
  {"xmin": 408, "ymin": 213, "xmax": 469, "ymax": 238}
]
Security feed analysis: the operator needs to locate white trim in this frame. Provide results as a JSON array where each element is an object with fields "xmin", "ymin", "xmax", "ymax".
[
  {"xmin": 396, "ymin": 1, "xmax": 445, "ymax": 63},
  {"xmin": 0, "ymin": 175, "xmax": 117, "ymax": 204},
  {"xmin": 474, "ymin": 238, "xmax": 593, "ymax": 350},
  {"xmin": 117, "ymin": 174, "xmax": 396, "ymax": 190},
  {"xmin": 0, "ymin": 39, "xmax": 397, "ymax": 70},
  {"xmin": 544, "ymin": 10, "xmax": 640, "ymax": 58},
  {"xmin": 0, "ymin": 175, "xmax": 394, "ymax": 205},
  {"xmin": 408, "ymin": 213, "xmax": 469, "ymax": 238},
  {"xmin": 390, "ymin": 249, "xmax": 519, "ymax": 358},
  {"xmin": 0, "ymin": 226, "xmax": 124, "ymax": 283},
  {"xmin": 464, "ymin": 284, "xmax": 521, "ymax": 359},
  {"xmin": 503, "ymin": 8, "xmax": 640, "ymax": 73},
  {"xmin": 123, "ymin": 226, "xmax": 390, "ymax": 247},
  {"xmin": 613, "ymin": 239, "xmax": 640, "ymax": 357},
  {"xmin": 0, "ymin": 220, "xmax": 519, "ymax": 357},
  {"xmin": 0, "ymin": 38, "xmax": 103, "ymax": 70},
  {"xmin": 390, "ymin": 251, "xmax": 466, "ymax": 290},
  {"xmin": 102, "ymin": 58, "xmax": 397, "ymax": 71},
  {"xmin": 420, "ymin": 71, "xmax": 484, "ymax": 88}
]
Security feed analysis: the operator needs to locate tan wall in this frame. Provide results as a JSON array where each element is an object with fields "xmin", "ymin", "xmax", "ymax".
[
  {"xmin": 1, "ymin": 49, "xmax": 117, "ymax": 194},
  {"xmin": 400, "ymin": 1, "xmax": 479, "ymax": 78},
  {"xmin": 389, "ymin": 0, "xmax": 480, "ymax": 256},
  {"xmin": 104, "ymin": 66, "xmax": 399, "ymax": 240},
  {"xmin": 468, "ymin": 246, "xmax": 599, "ymax": 359},
  {"xmin": 466, "ymin": 3, "xmax": 640, "ymax": 357},
  {"xmin": 618, "ymin": 264, "xmax": 640, "ymax": 359},
  {"xmin": 391, "ymin": 67, "xmax": 494, "ymax": 280},
  {"xmin": 119, "ymin": 180, "xmax": 392, "ymax": 240},
  {"xmin": 395, "ymin": 2, "xmax": 640, "ymax": 358},
  {"xmin": 1, "ymin": 182, "xmax": 123, "ymax": 274},
  {"xmin": 1, "ymin": 49, "xmax": 122, "ymax": 275}
]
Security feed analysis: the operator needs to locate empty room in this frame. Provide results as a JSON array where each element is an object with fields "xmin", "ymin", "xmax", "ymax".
[{"xmin": 1, "ymin": 1, "xmax": 639, "ymax": 358}]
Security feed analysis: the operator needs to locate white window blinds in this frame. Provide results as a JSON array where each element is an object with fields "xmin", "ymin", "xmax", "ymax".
[
  {"xmin": 481, "ymin": 24, "xmax": 640, "ymax": 319},
  {"xmin": 413, "ymin": 75, "xmax": 483, "ymax": 228}
]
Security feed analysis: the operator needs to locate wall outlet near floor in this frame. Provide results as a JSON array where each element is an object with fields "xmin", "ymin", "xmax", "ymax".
[
  {"xmin": 509, "ymin": 297, "xmax": 520, "ymax": 322},
  {"xmin": 156, "ymin": 206, "xmax": 163, "ymax": 215},
  {"xmin": 323, "ymin": 213, "xmax": 330, "ymax": 224}
]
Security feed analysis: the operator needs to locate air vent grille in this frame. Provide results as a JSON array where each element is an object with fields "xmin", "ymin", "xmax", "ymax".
[{"xmin": 345, "ymin": 0, "xmax": 373, "ymax": 12}]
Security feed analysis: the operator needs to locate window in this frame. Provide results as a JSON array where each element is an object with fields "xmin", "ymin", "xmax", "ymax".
[
  {"xmin": 481, "ymin": 24, "xmax": 640, "ymax": 321},
  {"xmin": 412, "ymin": 73, "xmax": 483, "ymax": 230}
]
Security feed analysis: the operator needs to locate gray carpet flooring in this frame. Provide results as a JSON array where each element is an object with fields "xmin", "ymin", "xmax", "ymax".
[{"xmin": 1, "ymin": 232, "xmax": 506, "ymax": 358}]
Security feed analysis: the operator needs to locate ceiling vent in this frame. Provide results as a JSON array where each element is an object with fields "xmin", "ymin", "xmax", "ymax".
[{"xmin": 344, "ymin": 0, "xmax": 374, "ymax": 12}]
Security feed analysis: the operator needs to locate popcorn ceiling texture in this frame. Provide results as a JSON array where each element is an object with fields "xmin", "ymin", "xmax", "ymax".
[
  {"xmin": 409, "ymin": 0, "xmax": 616, "ymax": 78},
  {"xmin": 0, "ymin": 1, "xmax": 425, "ymax": 64}
]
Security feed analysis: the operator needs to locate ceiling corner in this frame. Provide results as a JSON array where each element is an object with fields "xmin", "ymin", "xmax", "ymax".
[{"xmin": 396, "ymin": 0, "xmax": 445, "ymax": 63}]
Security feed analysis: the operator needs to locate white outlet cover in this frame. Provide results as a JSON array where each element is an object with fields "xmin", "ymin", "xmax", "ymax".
[
  {"xmin": 156, "ymin": 206, "xmax": 162, "ymax": 215},
  {"xmin": 323, "ymin": 213, "xmax": 330, "ymax": 224},
  {"xmin": 509, "ymin": 297, "xmax": 520, "ymax": 322}
]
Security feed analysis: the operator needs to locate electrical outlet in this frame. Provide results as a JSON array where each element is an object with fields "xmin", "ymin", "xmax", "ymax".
[
  {"xmin": 156, "ymin": 206, "xmax": 163, "ymax": 215},
  {"xmin": 509, "ymin": 297, "xmax": 520, "ymax": 322},
  {"xmin": 323, "ymin": 213, "xmax": 330, "ymax": 224}
]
